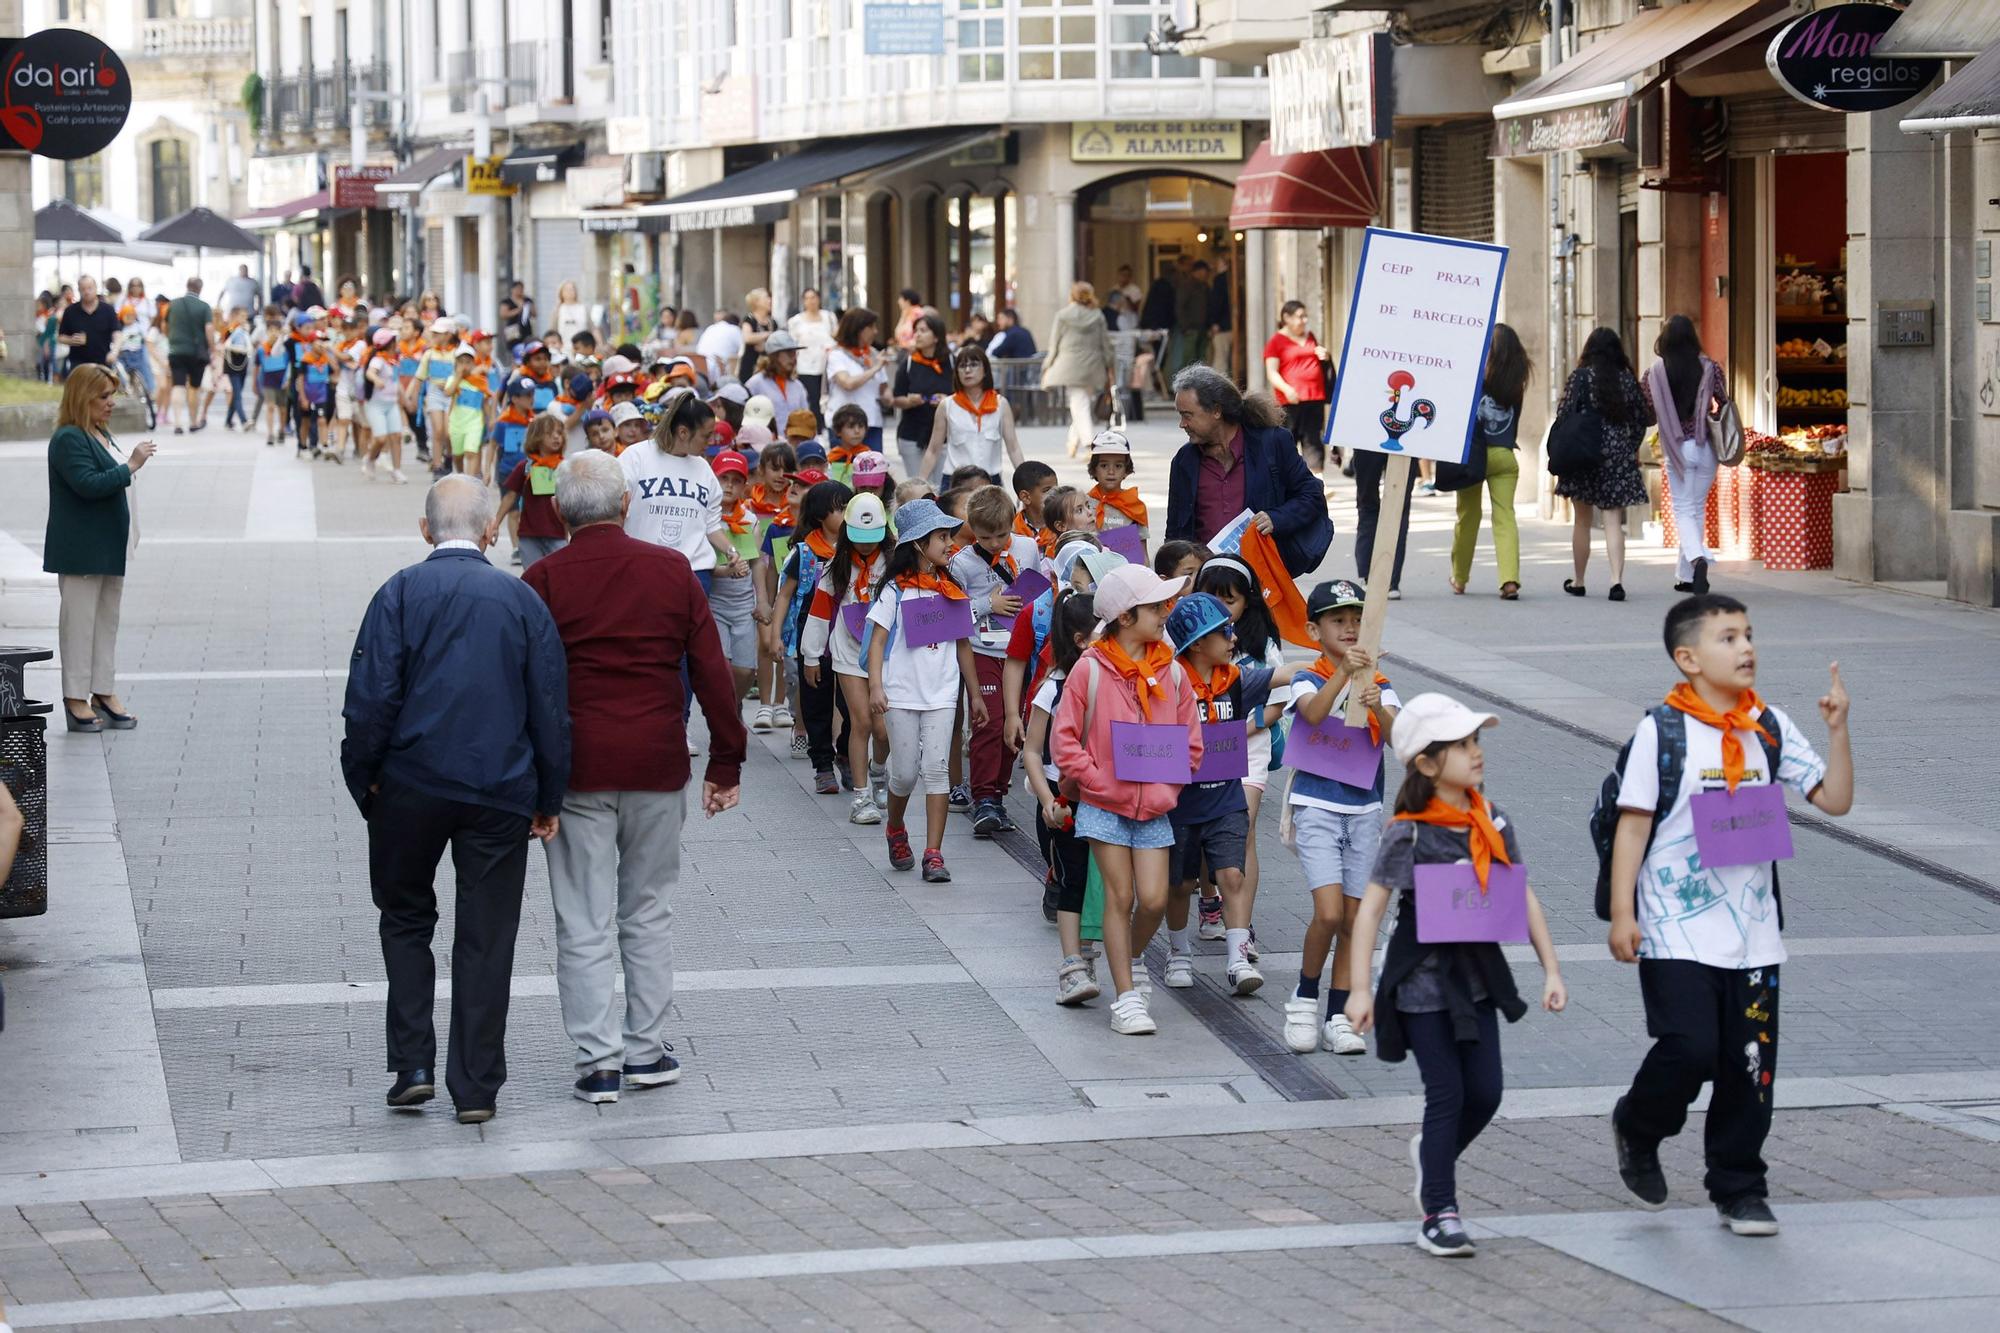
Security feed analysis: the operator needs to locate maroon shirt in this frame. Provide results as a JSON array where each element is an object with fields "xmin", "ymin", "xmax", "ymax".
[
  {"xmin": 1191, "ymin": 429, "xmax": 1248, "ymax": 543},
  {"xmin": 522, "ymin": 523, "xmax": 748, "ymax": 792},
  {"xmin": 503, "ymin": 459, "xmax": 567, "ymax": 539}
]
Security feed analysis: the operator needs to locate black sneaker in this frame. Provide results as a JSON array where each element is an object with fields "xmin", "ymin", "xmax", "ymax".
[
  {"xmin": 991, "ymin": 804, "xmax": 1018, "ymax": 834},
  {"xmin": 455, "ymin": 1105, "xmax": 495, "ymax": 1124},
  {"xmin": 972, "ymin": 800, "xmax": 1004, "ymax": 837},
  {"xmin": 573, "ymin": 1070, "xmax": 621, "ymax": 1104},
  {"xmin": 814, "ymin": 768, "xmax": 840, "ymax": 795},
  {"xmin": 1612, "ymin": 1103, "xmax": 1669, "ymax": 1208},
  {"xmin": 1692, "ymin": 557, "xmax": 1710, "ymax": 595},
  {"xmin": 1417, "ymin": 1211, "xmax": 1475, "ymax": 1257},
  {"xmin": 1716, "ymin": 1195, "xmax": 1779, "ymax": 1237},
  {"xmin": 623, "ymin": 1045, "xmax": 683, "ymax": 1089},
  {"xmin": 1042, "ymin": 879, "xmax": 1059, "ymax": 923},
  {"xmin": 386, "ymin": 1068, "xmax": 435, "ymax": 1108}
]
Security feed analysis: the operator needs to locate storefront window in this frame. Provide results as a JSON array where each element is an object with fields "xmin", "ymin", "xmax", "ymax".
[
  {"xmin": 946, "ymin": 193, "xmax": 1002, "ymax": 325},
  {"xmin": 956, "ymin": 0, "xmax": 1004, "ymax": 82},
  {"xmin": 1018, "ymin": 0, "xmax": 1095, "ymax": 81},
  {"xmin": 1110, "ymin": 0, "xmax": 1198, "ymax": 78}
]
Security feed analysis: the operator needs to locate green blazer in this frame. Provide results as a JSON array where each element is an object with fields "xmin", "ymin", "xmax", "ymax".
[{"xmin": 43, "ymin": 424, "xmax": 131, "ymax": 577}]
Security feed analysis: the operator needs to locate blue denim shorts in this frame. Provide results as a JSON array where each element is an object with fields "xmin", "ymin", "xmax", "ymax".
[
  {"xmin": 1291, "ymin": 805, "xmax": 1384, "ymax": 898},
  {"xmin": 1075, "ymin": 802, "xmax": 1175, "ymax": 850}
]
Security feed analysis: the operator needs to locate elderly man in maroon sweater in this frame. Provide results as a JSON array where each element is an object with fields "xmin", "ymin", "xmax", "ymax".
[{"xmin": 521, "ymin": 449, "xmax": 749, "ymax": 1105}]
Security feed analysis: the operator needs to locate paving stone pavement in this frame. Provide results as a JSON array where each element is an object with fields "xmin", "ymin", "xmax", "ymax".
[{"xmin": 6, "ymin": 422, "xmax": 2000, "ymax": 1327}]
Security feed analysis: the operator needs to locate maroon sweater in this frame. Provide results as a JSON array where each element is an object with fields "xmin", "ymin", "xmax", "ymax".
[{"xmin": 522, "ymin": 523, "xmax": 748, "ymax": 792}]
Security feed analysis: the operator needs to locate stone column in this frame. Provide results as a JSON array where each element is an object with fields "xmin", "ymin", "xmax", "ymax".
[
  {"xmin": 0, "ymin": 0, "xmax": 32, "ymax": 378},
  {"xmin": 1243, "ymin": 228, "xmax": 1267, "ymax": 388},
  {"xmin": 1053, "ymin": 191, "xmax": 1076, "ymax": 310}
]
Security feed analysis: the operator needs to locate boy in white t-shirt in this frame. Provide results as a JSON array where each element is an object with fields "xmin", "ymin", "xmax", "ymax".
[
  {"xmin": 1607, "ymin": 594, "xmax": 1852, "ymax": 1239},
  {"xmin": 947, "ymin": 484, "xmax": 1048, "ymax": 838}
]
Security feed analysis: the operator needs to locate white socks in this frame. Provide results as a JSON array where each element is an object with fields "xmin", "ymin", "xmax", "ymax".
[
  {"xmin": 1226, "ymin": 927, "xmax": 1250, "ymax": 961},
  {"xmin": 1168, "ymin": 925, "xmax": 1193, "ymax": 956}
]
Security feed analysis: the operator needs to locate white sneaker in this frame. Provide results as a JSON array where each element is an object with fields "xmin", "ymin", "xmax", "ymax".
[
  {"xmin": 1322, "ymin": 1013, "xmax": 1367, "ymax": 1055},
  {"xmin": 390, "ymin": 467, "xmax": 408, "ymax": 484},
  {"xmin": 361, "ymin": 457, "xmax": 377, "ymax": 480},
  {"xmin": 849, "ymin": 794, "xmax": 882, "ymax": 825},
  {"xmin": 771, "ymin": 704, "xmax": 794, "ymax": 728},
  {"xmin": 1056, "ymin": 956, "xmax": 1101, "ymax": 1007},
  {"xmin": 752, "ymin": 705, "xmax": 774, "ymax": 733},
  {"xmin": 1228, "ymin": 958, "xmax": 1264, "ymax": 996},
  {"xmin": 1110, "ymin": 992, "xmax": 1157, "ymax": 1036},
  {"xmin": 1282, "ymin": 996, "xmax": 1321, "ymax": 1054},
  {"xmin": 1163, "ymin": 954, "xmax": 1195, "ymax": 989}
]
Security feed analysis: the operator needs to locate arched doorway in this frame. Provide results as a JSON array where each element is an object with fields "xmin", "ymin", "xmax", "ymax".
[{"xmin": 1078, "ymin": 171, "xmax": 1241, "ymax": 380}]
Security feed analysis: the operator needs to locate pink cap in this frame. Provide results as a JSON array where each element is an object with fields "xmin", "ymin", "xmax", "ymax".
[{"xmin": 851, "ymin": 449, "xmax": 890, "ymax": 484}]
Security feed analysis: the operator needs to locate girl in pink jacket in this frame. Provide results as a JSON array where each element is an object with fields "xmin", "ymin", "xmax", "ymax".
[{"xmin": 1052, "ymin": 564, "xmax": 1203, "ymax": 1036}]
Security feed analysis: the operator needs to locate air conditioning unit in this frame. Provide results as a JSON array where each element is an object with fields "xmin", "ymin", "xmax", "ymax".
[{"xmin": 624, "ymin": 151, "xmax": 665, "ymax": 198}]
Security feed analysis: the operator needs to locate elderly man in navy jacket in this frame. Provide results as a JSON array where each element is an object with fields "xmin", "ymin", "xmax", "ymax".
[
  {"xmin": 1164, "ymin": 364, "xmax": 1333, "ymax": 578},
  {"xmin": 341, "ymin": 475, "xmax": 571, "ymax": 1125}
]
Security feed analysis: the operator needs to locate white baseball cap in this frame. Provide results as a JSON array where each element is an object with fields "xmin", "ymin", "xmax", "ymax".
[
  {"xmin": 1089, "ymin": 429, "xmax": 1132, "ymax": 457},
  {"xmin": 742, "ymin": 394, "xmax": 777, "ymax": 426},
  {"xmin": 712, "ymin": 381, "xmax": 750, "ymax": 405},
  {"xmin": 1389, "ymin": 693, "xmax": 1498, "ymax": 765},
  {"xmin": 609, "ymin": 401, "xmax": 645, "ymax": 426},
  {"xmin": 600, "ymin": 354, "xmax": 638, "ymax": 377},
  {"xmin": 1089, "ymin": 564, "xmax": 1187, "ymax": 635},
  {"xmin": 428, "ymin": 316, "xmax": 455, "ymax": 336}
]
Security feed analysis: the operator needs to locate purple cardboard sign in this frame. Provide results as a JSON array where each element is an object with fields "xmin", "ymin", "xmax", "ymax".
[
  {"xmin": 1192, "ymin": 720, "xmax": 1249, "ymax": 782},
  {"xmin": 1110, "ymin": 721, "xmax": 1193, "ymax": 783},
  {"xmin": 1100, "ymin": 523, "xmax": 1146, "ymax": 564},
  {"xmin": 1285, "ymin": 716, "xmax": 1384, "ymax": 787},
  {"xmin": 1690, "ymin": 784, "xmax": 1795, "ymax": 868},
  {"xmin": 1009, "ymin": 567, "xmax": 1052, "ymax": 605},
  {"xmin": 840, "ymin": 601, "xmax": 870, "ymax": 642},
  {"xmin": 1414, "ymin": 862, "xmax": 1529, "ymax": 944},
  {"xmin": 902, "ymin": 593, "xmax": 975, "ymax": 648}
]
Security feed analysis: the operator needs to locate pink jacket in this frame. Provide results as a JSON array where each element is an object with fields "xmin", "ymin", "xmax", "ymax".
[{"xmin": 1051, "ymin": 646, "xmax": 1203, "ymax": 822}]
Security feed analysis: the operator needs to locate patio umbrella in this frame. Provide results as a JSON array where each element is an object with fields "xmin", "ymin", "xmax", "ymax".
[
  {"xmin": 138, "ymin": 206, "xmax": 261, "ymax": 256},
  {"xmin": 34, "ymin": 199, "xmax": 123, "ymax": 282}
]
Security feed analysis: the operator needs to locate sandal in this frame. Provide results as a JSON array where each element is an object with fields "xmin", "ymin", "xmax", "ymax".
[
  {"xmin": 1449, "ymin": 578, "xmax": 1466, "ymax": 595},
  {"xmin": 1499, "ymin": 582, "xmax": 1520, "ymax": 600},
  {"xmin": 1563, "ymin": 579, "xmax": 1586, "ymax": 598}
]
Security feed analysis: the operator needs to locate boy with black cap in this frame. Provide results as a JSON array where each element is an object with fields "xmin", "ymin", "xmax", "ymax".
[{"xmin": 1283, "ymin": 578, "xmax": 1400, "ymax": 1057}]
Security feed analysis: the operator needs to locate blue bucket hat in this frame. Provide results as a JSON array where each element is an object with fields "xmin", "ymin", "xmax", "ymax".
[
  {"xmin": 1166, "ymin": 593, "xmax": 1234, "ymax": 655},
  {"xmin": 893, "ymin": 498, "xmax": 958, "ymax": 546}
]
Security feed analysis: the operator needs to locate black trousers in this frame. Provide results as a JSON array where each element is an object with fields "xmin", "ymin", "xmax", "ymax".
[
  {"xmin": 1284, "ymin": 401, "xmax": 1327, "ymax": 471},
  {"xmin": 1037, "ymin": 808, "xmax": 1091, "ymax": 915},
  {"xmin": 367, "ymin": 781, "xmax": 531, "ymax": 1110},
  {"xmin": 1403, "ymin": 1003, "xmax": 1504, "ymax": 1216},
  {"xmin": 1618, "ymin": 959, "xmax": 1780, "ymax": 1204},
  {"xmin": 796, "ymin": 649, "xmax": 850, "ymax": 774},
  {"xmin": 1351, "ymin": 448, "xmax": 1412, "ymax": 591}
]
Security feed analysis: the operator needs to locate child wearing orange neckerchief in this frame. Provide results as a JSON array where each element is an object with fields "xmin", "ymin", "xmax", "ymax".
[
  {"xmin": 1339, "ymin": 691, "xmax": 1564, "ymax": 1260},
  {"xmin": 1086, "ymin": 429, "xmax": 1150, "ymax": 559},
  {"xmin": 1604, "ymin": 593, "xmax": 1852, "ymax": 1241},
  {"xmin": 947, "ymin": 484, "xmax": 1050, "ymax": 838},
  {"xmin": 1279, "ymin": 577, "xmax": 1398, "ymax": 1063}
]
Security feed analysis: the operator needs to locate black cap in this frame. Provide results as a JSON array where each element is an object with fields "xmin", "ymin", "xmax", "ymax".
[{"xmin": 1306, "ymin": 578, "xmax": 1366, "ymax": 617}]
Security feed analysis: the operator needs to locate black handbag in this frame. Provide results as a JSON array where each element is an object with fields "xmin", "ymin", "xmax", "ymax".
[
  {"xmin": 1432, "ymin": 441, "xmax": 1488, "ymax": 492},
  {"xmin": 1546, "ymin": 400, "xmax": 1604, "ymax": 477}
]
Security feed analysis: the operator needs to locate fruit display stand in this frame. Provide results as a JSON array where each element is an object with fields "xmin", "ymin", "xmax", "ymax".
[{"xmin": 1748, "ymin": 433, "xmax": 1844, "ymax": 571}]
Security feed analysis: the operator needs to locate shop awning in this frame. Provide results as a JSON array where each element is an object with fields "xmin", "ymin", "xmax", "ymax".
[
  {"xmin": 236, "ymin": 191, "xmax": 351, "ymax": 232},
  {"xmin": 1229, "ymin": 143, "xmax": 1378, "ymax": 230},
  {"xmin": 642, "ymin": 127, "xmax": 999, "ymax": 224},
  {"xmin": 373, "ymin": 146, "xmax": 468, "ymax": 198},
  {"xmin": 1875, "ymin": 0, "xmax": 2000, "ymax": 60},
  {"xmin": 1900, "ymin": 39, "xmax": 2000, "ymax": 132},
  {"xmin": 578, "ymin": 207, "xmax": 674, "ymax": 235},
  {"xmin": 1492, "ymin": 0, "xmax": 1768, "ymax": 154},
  {"xmin": 500, "ymin": 141, "xmax": 585, "ymax": 185}
]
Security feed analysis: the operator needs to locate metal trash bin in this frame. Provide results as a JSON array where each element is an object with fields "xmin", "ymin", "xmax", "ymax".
[{"xmin": 0, "ymin": 645, "xmax": 52, "ymax": 920}]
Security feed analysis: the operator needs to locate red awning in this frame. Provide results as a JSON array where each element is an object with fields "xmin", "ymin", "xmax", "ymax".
[
  {"xmin": 236, "ymin": 191, "xmax": 329, "ymax": 224},
  {"xmin": 1229, "ymin": 143, "xmax": 1379, "ymax": 231}
]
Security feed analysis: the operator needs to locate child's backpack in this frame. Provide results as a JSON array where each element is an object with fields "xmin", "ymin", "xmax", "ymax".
[{"xmin": 1589, "ymin": 704, "xmax": 1783, "ymax": 922}]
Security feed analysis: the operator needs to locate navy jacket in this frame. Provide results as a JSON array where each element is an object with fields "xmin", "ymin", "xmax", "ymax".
[
  {"xmin": 1165, "ymin": 422, "xmax": 1334, "ymax": 577},
  {"xmin": 341, "ymin": 547, "xmax": 571, "ymax": 818}
]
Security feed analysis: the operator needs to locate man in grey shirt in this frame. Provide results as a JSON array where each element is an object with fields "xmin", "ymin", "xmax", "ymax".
[
  {"xmin": 219, "ymin": 264, "xmax": 260, "ymax": 318},
  {"xmin": 164, "ymin": 277, "xmax": 215, "ymax": 434}
]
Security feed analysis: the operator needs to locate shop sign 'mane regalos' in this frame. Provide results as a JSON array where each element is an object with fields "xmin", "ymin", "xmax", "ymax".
[{"xmin": 1766, "ymin": 4, "xmax": 1940, "ymax": 114}]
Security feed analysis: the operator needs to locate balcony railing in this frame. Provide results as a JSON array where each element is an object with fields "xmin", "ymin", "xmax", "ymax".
[
  {"xmin": 139, "ymin": 16, "xmax": 253, "ymax": 59},
  {"xmin": 265, "ymin": 63, "xmax": 393, "ymax": 139},
  {"xmin": 445, "ymin": 46, "xmax": 556, "ymax": 114}
]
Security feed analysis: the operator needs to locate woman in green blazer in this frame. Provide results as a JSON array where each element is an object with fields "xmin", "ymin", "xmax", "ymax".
[{"xmin": 44, "ymin": 363, "xmax": 156, "ymax": 731}]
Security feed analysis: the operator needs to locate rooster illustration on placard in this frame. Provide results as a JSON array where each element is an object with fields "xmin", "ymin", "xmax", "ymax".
[{"xmin": 1378, "ymin": 369, "xmax": 1435, "ymax": 452}]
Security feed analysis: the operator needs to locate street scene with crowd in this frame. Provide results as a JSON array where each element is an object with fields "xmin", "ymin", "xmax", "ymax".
[{"xmin": 8, "ymin": 5, "xmax": 2000, "ymax": 1329}]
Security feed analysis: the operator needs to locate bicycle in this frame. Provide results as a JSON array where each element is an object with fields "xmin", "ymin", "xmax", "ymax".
[{"xmin": 114, "ymin": 351, "xmax": 157, "ymax": 432}]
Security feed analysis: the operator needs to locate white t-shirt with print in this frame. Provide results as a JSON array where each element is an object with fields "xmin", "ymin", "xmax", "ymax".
[
  {"xmin": 866, "ymin": 584, "xmax": 967, "ymax": 712},
  {"xmin": 949, "ymin": 534, "xmax": 1047, "ymax": 659},
  {"xmin": 619, "ymin": 444, "xmax": 724, "ymax": 571},
  {"xmin": 1616, "ymin": 704, "xmax": 1827, "ymax": 970}
]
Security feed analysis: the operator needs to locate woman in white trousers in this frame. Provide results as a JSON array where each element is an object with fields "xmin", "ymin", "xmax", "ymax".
[{"xmin": 1644, "ymin": 314, "xmax": 1728, "ymax": 594}]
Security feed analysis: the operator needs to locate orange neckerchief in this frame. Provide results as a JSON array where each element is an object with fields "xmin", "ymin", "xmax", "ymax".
[
  {"xmin": 910, "ymin": 351, "xmax": 945, "ymax": 376},
  {"xmin": 1093, "ymin": 639, "xmax": 1178, "ymax": 722},
  {"xmin": 495, "ymin": 406, "xmax": 533, "ymax": 426},
  {"xmin": 828, "ymin": 442, "xmax": 864, "ymax": 465},
  {"xmin": 456, "ymin": 370, "xmax": 488, "ymax": 396},
  {"xmin": 1393, "ymin": 789, "xmax": 1511, "ymax": 890},
  {"xmin": 803, "ymin": 529, "xmax": 837, "ymax": 561},
  {"xmin": 527, "ymin": 451, "xmax": 565, "ymax": 470},
  {"xmin": 748, "ymin": 482, "xmax": 790, "ymax": 519},
  {"xmin": 721, "ymin": 497, "xmax": 752, "ymax": 535},
  {"xmin": 289, "ymin": 329, "xmax": 318, "ymax": 349},
  {"xmin": 1665, "ymin": 683, "xmax": 1774, "ymax": 793},
  {"xmin": 1309, "ymin": 660, "xmax": 1391, "ymax": 746},
  {"xmin": 897, "ymin": 570, "xmax": 968, "ymax": 600},
  {"xmin": 953, "ymin": 389, "xmax": 998, "ymax": 424},
  {"xmin": 1182, "ymin": 660, "xmax": 1240, "ymax": 707},
  {"xmin": 398, "ymin": 337, "xmax": 424, "ymax": 360},
  {"xmin": 1013, "ymin": 510, "xmax": 1057, "ymax": 557},
  {"xmin": 1091, "ymin": 484, "xmax": 1149, "ymax": 530},
  {"xmin": 846, "ymin": 549, "xmax": 879, "ymax": 601}
]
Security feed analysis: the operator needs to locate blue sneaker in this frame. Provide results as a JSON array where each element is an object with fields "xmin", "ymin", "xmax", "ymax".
[
  {"xmin": 623, "ymin": 1046, "xmax": 683, "ymax": 1089},
  {"xmin": 972, "ymin": 800, "xmax": 1004, "ymax": 837},
  {"xmin": 573, "ymin": 1070, "xmax": 621, "ymax": 1104}
]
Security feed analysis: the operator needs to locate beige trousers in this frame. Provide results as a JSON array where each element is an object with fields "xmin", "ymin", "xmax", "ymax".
[{"xmin": 57, "ymin": 573, "xmax": 123, "ymax": 700}]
